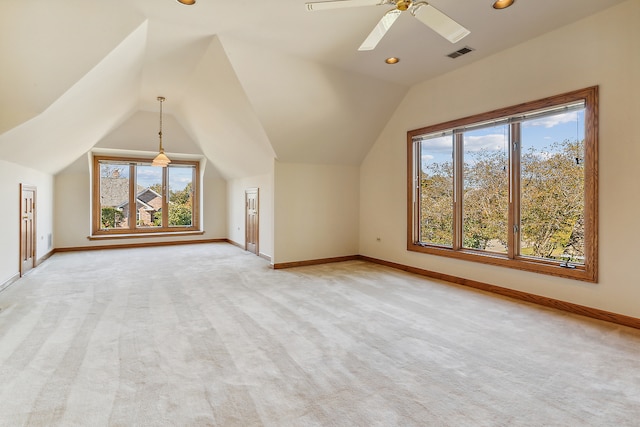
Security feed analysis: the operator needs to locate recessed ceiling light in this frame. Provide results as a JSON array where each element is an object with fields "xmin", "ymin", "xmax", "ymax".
[
  {"xmin": 492, "ymin": 0, "xmax": 514, "ymax": 9},
  {"xmin": 177, "ymin": 0, "xmax": 196, "ymax": 5},
  {"xmin": 385, "ymin": 57, "xmax": 400, "ymax": 64}
]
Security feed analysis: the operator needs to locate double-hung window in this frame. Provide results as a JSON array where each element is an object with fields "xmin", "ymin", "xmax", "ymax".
[
  {"xmin": 408, "ymin": 87, "xmax": 598, "ymax": 281},
  {"xmin": 92, "ymin": 156, "xmax": 200, "ymax": 236}
]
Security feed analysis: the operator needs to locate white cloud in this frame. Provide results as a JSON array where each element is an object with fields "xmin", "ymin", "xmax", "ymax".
[
  {"xmin": 464, "ymin": 133, "xmax": 507, "ymax": 152},
  {"xmin": 137, "ymin": 166, "xmax": 161, "ymax": 176},
  {"xmin": 420, "ymin": 135, "xmax": 452, "ymax": 153},
  {"xmin": 525, "ymin": 111, "xmax": 578, "ymax": 128},
  {"xmin": 169, "ymin": 176, "xmax": 191, "ymax": 190}
]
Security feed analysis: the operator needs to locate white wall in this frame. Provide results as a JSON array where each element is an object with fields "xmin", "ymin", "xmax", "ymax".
[
  {"xmin": 0, "ymin": 159, "xmax": 54, "ymax": 285},
  {"xmin": 227, "ymin": 173, "xmax": 273, "ymax": 260},
  {"xmin": 360, "ymin": 0, "xmax": 640, "ymax": 318},
  {"xmin": 274, "ymin": 161, "xmax": 359, "ymax": 264},
  {"xmin": 203, "ymin": 176, "xmax": 228, "ymax": 240},
  {"xmin": 54, "ymin": 169, "xmax": 90, "ymax": 248}
]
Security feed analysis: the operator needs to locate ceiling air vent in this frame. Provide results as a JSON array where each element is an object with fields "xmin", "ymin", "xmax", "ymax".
[{"xmin": 447, "ymin": 46, "xmax": 474, "ymax": 59}]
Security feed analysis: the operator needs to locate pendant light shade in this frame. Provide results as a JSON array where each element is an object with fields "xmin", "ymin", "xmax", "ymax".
[
  {"xmin": 152, "ymin": 96, "xmax": 171, "ymax": 167},
  {"xmin": 151, "ymin": 151, "xmax": 171, "ymax": 167}
]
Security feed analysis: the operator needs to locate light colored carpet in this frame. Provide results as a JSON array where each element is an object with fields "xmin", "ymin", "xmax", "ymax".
[{"xmin": 0, "ymin": 243, "xmax": 638, "ymax": 426}]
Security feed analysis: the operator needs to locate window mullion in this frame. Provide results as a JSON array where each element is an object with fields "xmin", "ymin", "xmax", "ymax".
[
  {"xmin": 93, "ymin": 160, "xmax": 101, "ymax": 233},
  {"xmin": 129, "ymin": 163, "xmax": 136, "ymax": 230},
  {"xmin": 453, "ymin": 132, "xmax": 464, "ymax": 250},
  {"xmin": 413, "ymin": 142, "xmax": 421, "ymax": 244},
  {"xmin": 162, "ymin": 167, "xmax": 169, "ymax": 229},
  {"xmin": 508, "ymin": 123, "xmax": 521, "ymax": 259}
]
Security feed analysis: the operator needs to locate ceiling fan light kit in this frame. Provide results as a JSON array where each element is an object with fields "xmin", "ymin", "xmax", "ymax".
[{"xmin": 305, "ymin": 0, "xmax": 470, "ymax": 51}]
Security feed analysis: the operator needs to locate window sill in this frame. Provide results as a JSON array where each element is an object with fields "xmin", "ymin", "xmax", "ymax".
[
  {"xmin": 408, "ymin": 243, "xmax": 595, "ymax": 282},
  {"xmin": 88, "ymin": 230, "xmax": 204, "ymax": 241}
]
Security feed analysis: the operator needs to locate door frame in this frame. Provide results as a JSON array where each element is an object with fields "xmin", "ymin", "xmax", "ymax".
[
  {"xmin": 245, "ymin": 187, "xmax": 259, "ymax": 255},
  {"xmin": 20, "ymin": 184, "xmax": 37, "ymax": 276}
]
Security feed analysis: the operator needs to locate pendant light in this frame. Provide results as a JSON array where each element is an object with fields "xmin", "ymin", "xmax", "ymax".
[{"xmin": 152, "ymin": 96, "xmax": 171, "ymax": 167}]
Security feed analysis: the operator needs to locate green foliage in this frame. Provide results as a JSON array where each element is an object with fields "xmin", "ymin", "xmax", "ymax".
[
  {"xmin": 169, "ymin": 204, "xmax": 192, "ymax": 226},
  {"xmin": 420, "ymin": 162, "xmax": 454, "ymax": 246},
  {"xmin": 420, "ymin": 139, "xmax": 584, "ymax": 261},
  {"xmin": 153, "ymin": 211, "xmax": 162, "ymax": 226},
  {"xmin": 167, "ymin": 182, "xmax": 193, "ymax": 226},
  {"xmin": 170, "ymin": 182, "xmax": 192, "ymax": 205},
  {"xmin": 520, "ymin": 140, "xmax": 584, "ymax": 260},
  {"xmin": 462, "ymin": 149, "xmax": 509, "ymax": 251},
  {"xmin": 101, "ymin": 206, "xmax": 123, "ymax": 229}
]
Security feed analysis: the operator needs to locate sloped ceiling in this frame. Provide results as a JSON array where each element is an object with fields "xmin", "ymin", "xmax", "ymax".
[
  {"xmin": 0, "ymin": 0, "xmax": 144, "ymax": 134},
  {"xmin": 0, "ymin": 20, "xmax": 148, "ymax": 174},
  {"xmin": 0, "ymin": 0, "xmax": 628, "ymax": 178},
  {"xmin": 178, "ymin": 36, "xmax": 276, "ymax": 179},
  {"xmin": 96, "ymin": 111, "xmax": 203, "ymax": 156},
  {"xmin": 220, "ymin": 36, "xmax": 406, "ymax": 165}
]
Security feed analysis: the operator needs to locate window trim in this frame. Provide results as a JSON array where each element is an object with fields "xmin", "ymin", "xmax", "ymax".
[
  {"xmin": 92, "ymin": 155, "xmax": 201, "ymax": 236},
  {"xmin": 407, "ymin": 86, "xmax": 598, "ymax": 282}
]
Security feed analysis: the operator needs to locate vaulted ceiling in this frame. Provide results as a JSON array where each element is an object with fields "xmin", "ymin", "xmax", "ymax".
[{"xmin": 0, "ymin": 0, "xmax": 626, "ymax": 178}]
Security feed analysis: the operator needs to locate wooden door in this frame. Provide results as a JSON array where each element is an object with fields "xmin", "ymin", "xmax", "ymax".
[
  {"xmin": 245, "ymin": 188, "xmax": 259, "ymax": 255},
  {"xmin": 20, "ymin": 184, "xmax": 37, "ymax": 276}
]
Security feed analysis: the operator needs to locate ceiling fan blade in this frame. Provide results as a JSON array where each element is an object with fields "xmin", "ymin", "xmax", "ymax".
[
  {"xmin": 305, "ymin": 0, "xmax": 384, "ymax": 12},
  {"xmin": 358, "ymin": 9, "xmax": 401, "ymax": 51},
  {"xmin": 411, "ymin": 3, "xmax": 470, "ymax": 43}
]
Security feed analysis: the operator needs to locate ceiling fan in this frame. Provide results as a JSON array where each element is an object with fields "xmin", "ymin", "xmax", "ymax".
[{"xmin": 305, "ymin": 0, "xmax": 470, "ymax": 51}]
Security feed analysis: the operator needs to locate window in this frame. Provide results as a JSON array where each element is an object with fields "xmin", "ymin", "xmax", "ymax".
[
  {"xmin": 93, "ymin": 156, "xmax": 200, "ymax": 236},
  {"xmin": 407, "ymin": 87, "xmax": 598, "ymax": 281}
]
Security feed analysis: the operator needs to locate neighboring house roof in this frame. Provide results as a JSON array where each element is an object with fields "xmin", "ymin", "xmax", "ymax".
[
  {"xmin": 137, "ymin": 187, "xmax": 162, "ymax": 205},
  {"xmin": 116, "ymin": 187, "xmax": 162, "ymax": 211},
  {"xmin": 117, "ymin": 198, "xmax": 154, "ymax": 211},
  {"xmin": 100, "ymin": 176, "xmax": 147, "ymax": 207},
  {"xmin": 100, "ymin": 177, "xmax": 129, "ymax": 207}
]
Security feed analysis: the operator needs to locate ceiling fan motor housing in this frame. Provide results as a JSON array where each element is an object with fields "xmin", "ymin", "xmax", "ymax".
[{"xmin": 396, "ymin": 0, "xmax": 412, "ymax": 11}]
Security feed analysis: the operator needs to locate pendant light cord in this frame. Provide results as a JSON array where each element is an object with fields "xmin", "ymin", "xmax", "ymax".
[
  {"xmin": 158, "ymin": 96, "xmax": 164, "ymax": 152},
  {"xmin": 152, "ymin": 96, "xmax": 170, "ymax": 167}
]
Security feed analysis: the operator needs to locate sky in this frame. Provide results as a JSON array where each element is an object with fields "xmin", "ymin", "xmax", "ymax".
[
  {"xmin": 136, "ymin": 165, "xmax": 193, "ymax": 191},
  {"xmin": 101, "ymin": 163, "xmax": 193, "ymax": 191},
  {"xmin": 421, "ymin": 109, "xmax": 585, "ymax": 170}
]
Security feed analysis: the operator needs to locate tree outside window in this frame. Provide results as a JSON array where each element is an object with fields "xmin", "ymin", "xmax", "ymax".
[{"xmin": 408, "ymin": 87, "xmax": 597, "ymax": 282}]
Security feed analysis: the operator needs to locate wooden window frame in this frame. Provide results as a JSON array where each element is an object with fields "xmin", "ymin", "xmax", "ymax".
[
  {"xmin": 92, "ymin": 155, "xmax": 200, "ymax": 236},
  {"xmin": 407, "ymin": 86, "xmax": 598, "ymax": 282}
]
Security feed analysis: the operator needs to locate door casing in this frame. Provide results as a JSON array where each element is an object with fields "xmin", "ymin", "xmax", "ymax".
[
  {"xmin": 245, "ymin": 188, "xmax": 259, "ymax": 255},
  {"xmin": 20, "ymin": 184, "xmax": 37, "ymax": 276}
]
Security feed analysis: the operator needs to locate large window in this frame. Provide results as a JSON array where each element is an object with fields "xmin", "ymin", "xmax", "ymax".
[
  {"xmin": 93, "ymin": 156, "xmax": 200, "ymax": 236},
  {"xmin": 408, "ymin": 87, "xmax": 598, "ymax": 282}
]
